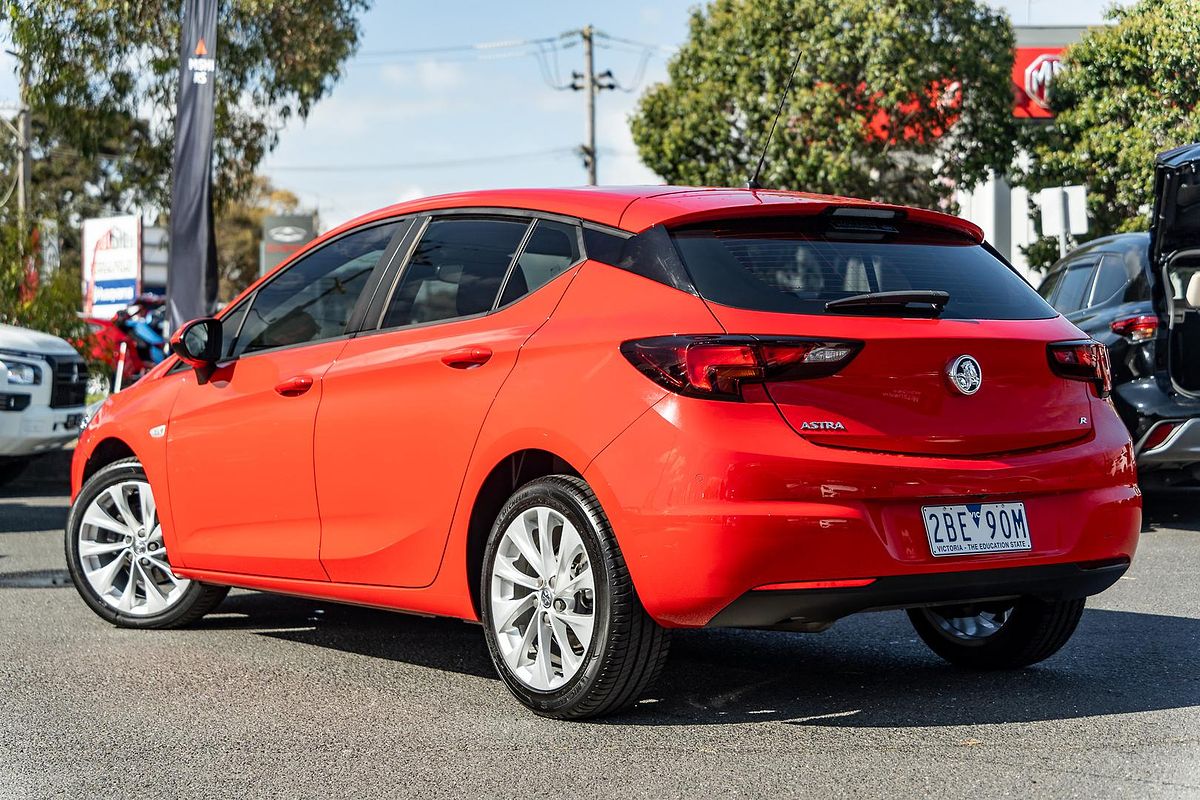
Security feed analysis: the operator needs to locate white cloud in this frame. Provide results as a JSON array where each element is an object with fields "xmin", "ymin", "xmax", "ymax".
[{"xmin": 378, "ymin": 60, "xmax": 466, "ymax": 92}]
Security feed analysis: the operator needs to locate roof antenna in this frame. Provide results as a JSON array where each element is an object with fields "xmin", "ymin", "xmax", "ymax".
[{"xmin": 746, "ymin": 48, "xmax": 804, "ymax": 190}]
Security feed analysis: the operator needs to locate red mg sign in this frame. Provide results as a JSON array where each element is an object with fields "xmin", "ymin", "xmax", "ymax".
[
  {"xmin": 1025, "ymin": 54, "xmax": 1063, "ymax": 110},
  {"xmin": 1013, "ymin": 47, "xmax": 1065, "ymax": 119}
]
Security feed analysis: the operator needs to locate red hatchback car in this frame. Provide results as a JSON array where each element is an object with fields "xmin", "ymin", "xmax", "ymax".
[{"xmin": 66, "ymin": 187, "xmax": 1141, "ymax": 718}]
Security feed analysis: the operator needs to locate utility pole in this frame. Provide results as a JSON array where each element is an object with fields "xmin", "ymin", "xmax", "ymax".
[
  {"xmin": 570, "ymin": 26, "xmax": 616, "ymax": 185},
  {"xmin": 582, "ymin": 25, "xmax": 596, "ymax": 185},
  {"xmin": 14, "ymin": 50, "xmax": 31, "ymax": 233}
]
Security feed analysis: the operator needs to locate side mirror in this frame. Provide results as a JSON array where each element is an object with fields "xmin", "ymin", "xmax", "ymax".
[{"xmin": 170, "ymin": 317, "xmax": 223, "ymax": 370}]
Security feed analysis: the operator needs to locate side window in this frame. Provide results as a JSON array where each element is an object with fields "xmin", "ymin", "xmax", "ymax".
[
  {"xmin": 1036, "ymin": 269, "xmax": 1063, "ymax": 302},
  {"xmin": 1051, "ymin": 262, "xmax": 1096, "ymax": 314},
  {"xmin": 381, "ymin": 217, "xmax": 530, "ymax": 328},
  {"xmin": 497, "ymin": 219, "xmax": 581, "ymax": 307},
  {"xmin": 232, "ymin": 222, "xmax": 398, "ymax": 356},
  {"xmin": 1088, "ymin": 255, "xmax": 1130, "ymax": 308}
]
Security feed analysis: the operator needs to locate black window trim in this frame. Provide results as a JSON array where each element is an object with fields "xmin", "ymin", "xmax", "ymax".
[
  {"xmin": 1048, "ymin": 257, "xmax": 1098, "ymax": 313},
  {"xmin": 1086, "ymin": 252, "xmax": 1131, "ymax": 309},
  {"xmin": 193, "ymin": 216, "xmax": 411, "ymax": 364},
  {"xmin": 492, "ymin": 218, "xmax": 587, "ymax": 312},
  {"xmin": 365, "ymin": 208, "xmax": 588, "ymax": 336}
]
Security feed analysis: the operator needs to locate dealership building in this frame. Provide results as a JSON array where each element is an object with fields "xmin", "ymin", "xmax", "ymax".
[{"xmin": 955, "ymin": 25, "xmax": 1089, "ymax": 279}]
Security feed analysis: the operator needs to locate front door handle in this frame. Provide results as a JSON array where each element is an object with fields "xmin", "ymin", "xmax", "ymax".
[
  {"xmin": 441, "ymin": 346, "xmax": 493, "ymax": 370},
  {"xmin": 274, "ymin": 375, "xmax": 314, "ymax": 397}
]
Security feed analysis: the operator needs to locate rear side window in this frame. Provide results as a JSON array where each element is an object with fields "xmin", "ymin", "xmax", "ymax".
[
  {"xmin": 381, "ymin": 218, "xmax": 530, "ymax": 328},
  {"xmin": 669, "ymin": 218, "xmax": 1056, "ymax": 320},
  {"xmin": 1089, "ymin": 256, "xmax": 1130, "ymax": 307},
  {"xmin": 1052, "ymin": 263, "xmax": 1095, "ymax": 314},
  {"xmin": 1037, "ymin": 269, "xmax": 1063, "ymax": 301},
  {"xmin": 497, "ymin": 219, "xmax": 580, "ymax": 307}
]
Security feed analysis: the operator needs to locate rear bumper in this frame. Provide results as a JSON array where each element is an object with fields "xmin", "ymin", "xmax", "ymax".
[
  {"xmin": 708, "ymin": 559, "xmax": 1129, "ymax": 628},
  {"xmin": 1136, "ymin": 418, "xmax": 1200, "ymax": 467},
  {"xmin": 586, "ymin": 393, "xmax": 1141, "ymax": 628}
]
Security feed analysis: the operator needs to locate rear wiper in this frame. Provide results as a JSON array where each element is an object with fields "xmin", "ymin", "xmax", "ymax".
[{"xmin": 825, "ymin": 290, "xmax": 950, "ymax": 315}]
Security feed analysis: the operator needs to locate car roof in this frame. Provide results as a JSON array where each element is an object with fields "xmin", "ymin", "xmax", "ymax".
[
  {"xmin": 1048, "ymin": 232, "xmax": 1149, "ymax": 269},
  {"xmin": 332, "ymin": 185, "xmax": 984, "ymax": 242}
]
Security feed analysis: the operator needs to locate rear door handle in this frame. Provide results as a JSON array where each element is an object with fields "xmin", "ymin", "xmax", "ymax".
[
  {"xmin": 441, "ymin": 346, "xmax": 493, "ymax": 369},
  {"xmin": 274, "ymin": 375, "xmax": 314, "ymax": 397}
]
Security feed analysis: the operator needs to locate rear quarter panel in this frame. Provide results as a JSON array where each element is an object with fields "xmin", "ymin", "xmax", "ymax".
[{"xmin": 430, "ymin": 261, "xmax": 725, "ymax": 610}]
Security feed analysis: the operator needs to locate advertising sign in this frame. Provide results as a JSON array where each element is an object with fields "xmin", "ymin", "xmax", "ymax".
[
  {"xmin": 260, "ymin": 214, "xmax": 317, "ymax": 276},
  {"xmin": 82, "ymin": 215, "xmax": 142, "ymax": 319},
  {"xmin": 1013, "ymin": 47, "xmax": 1065, "ymax": 119},
  {"xmin": 167, "ymin": 0, "xmax": 219, "ymax": 329}
]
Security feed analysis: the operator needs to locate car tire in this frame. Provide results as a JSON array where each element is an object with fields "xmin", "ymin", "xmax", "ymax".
[
  {"xmin": 0, "ymin": 457, "xmax": 30, "ymax": 488},
  {"xmin": 907, "ymin": 596, "xmax": 1086, "ymax": 669},
  {"xmin": 481, "ymin": 474, "xmax": 669, "ymax": 719},
  {"xmin": 65, "ymin": 457, "xmax": 228, "ymax": 629}
]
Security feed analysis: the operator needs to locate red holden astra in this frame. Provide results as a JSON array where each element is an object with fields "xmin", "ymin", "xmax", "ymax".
[{"xmin": 66, "ymin": 187, "xmax": 1141, "ymax": 718}]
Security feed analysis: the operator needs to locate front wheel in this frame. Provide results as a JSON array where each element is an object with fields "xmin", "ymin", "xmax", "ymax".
[
  {"xmin": 65, "ymin": 458, "xmax": 228, "ymax": 628},
  {"xmin": 908, "ymin": 596, "xmax": 1086, "ymax": 669},
  {"xmin": 481, "ymin": 475, "xmax": 669, "ymax": 719}
]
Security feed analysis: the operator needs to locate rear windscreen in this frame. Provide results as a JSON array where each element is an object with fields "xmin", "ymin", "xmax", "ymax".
[{"xmin": 670, "ymin": 218, "xmax": 1056, "ymax": 320}]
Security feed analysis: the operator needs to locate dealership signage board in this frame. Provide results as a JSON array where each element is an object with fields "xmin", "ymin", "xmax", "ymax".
[
  {"xmin": 260, "ymin": 214, "xmax": 317, "ymax": 276},
  {"xmin": 82, "ymin": 215, "xmax": 142, "ymax": 319},
  {"xmin": 1013, "ymin": 48, "xmax": 1065, "ymax": 119}
]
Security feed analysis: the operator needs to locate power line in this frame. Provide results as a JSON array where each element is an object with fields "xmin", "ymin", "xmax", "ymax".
[
  {"xmin": 266, "ymin": 147, "xmax": 580, "ymax": 173},
  {"xmin": 357, "ymin": 35, "xmax": 570, "ymax": 59},
  {"xmin": 593, "ymin": 32, "xmax": 676, "ymax": 53}
]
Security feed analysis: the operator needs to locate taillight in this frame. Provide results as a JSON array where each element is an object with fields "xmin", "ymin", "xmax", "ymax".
[
  {"xmin": 1140, "ymin": 421, "xmax": 1180, "ymax": 452},
  {"xmin": 1047, "ymin": 339, "xmax": 1111, "ymax": 398},
  {"xmin": 620, "ymin": 335, "xmax": 861, "ymax": 401},
  {"xmin": 1110, "ymin": 314, "xmax": 1158, "ymax": 341}
]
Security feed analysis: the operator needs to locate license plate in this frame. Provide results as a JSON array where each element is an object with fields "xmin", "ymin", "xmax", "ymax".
[{"xmin": 921, "ymin": 502, "xmax": 1031, "ymax": 557}]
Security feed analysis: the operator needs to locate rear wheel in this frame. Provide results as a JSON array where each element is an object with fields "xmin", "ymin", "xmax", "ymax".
[
  {"xmin": 481, "ymin": 475, "xmax": 669, "ymax": 719},
  {"xmin": 908, "ymin": 596, "xmax": 1085, "ymax": 669},
  {"xmin": 65, "ymin": 458, "xmax": 228, "ymax": 628}
]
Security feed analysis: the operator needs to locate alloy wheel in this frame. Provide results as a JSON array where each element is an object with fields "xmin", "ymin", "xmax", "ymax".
[
  {"xmin": 77, "ymin": 480, "xmax": 191, "ymax": 616},
  {"xmin": 489, "ymin": 505, "xmax": 596, "ymax": 692}
]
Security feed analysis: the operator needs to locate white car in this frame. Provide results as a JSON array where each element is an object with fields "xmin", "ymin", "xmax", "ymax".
[{"xmin": 0, "ymin": 323, "xmax": 88, "ymax": 485}]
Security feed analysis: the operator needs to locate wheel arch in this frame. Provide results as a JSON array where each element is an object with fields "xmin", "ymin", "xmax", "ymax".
[
  {"xmin": 82, "ymin": 437, "xmax": 139, "ymax": 483},
  {"xmin": 464, "ymin": 448, "xmax": 583, "ymax": 618}
]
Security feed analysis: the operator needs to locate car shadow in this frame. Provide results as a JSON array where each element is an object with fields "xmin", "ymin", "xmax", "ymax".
[
  {"xmin": 1142, "ymin": 491, "xmax": 1200, "ymax": 532},
  {"xmin": 0, "ymin": 502, "xmax": 68, "ymax": 533},
  {"xmin": 205, "ymin": 591, "xmax": 1199, "ymax": 727}
]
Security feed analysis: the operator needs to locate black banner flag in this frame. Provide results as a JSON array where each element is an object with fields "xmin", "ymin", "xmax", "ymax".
[{"xmin": 167, "ymin": 0, "xmax": 219, "ymax": 329}]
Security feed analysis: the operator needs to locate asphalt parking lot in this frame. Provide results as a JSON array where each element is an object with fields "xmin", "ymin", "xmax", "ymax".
[{"xmin": 1, "ymin": 453, "xmax": 1197, "ymax": 799}]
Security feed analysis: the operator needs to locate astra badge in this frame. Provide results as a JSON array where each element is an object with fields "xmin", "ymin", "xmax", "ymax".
[
  {"xmin": 947, "ymin": 355, "xmax": 982, "ymax": 396},
  {"xmin": 800, "ymin": 421, "xmax": 846, "ymax": 431}
]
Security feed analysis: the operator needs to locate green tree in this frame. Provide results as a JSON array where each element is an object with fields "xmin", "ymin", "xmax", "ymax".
[
  {"xmin": 1019, "ymin": 0, "xmax": 1200, "ymax": 268},
  {"xmin": 215, "ymin": 175, "xmax": 305, "ymax": 301},
  {"xmin": 4, "ymin": 0, "xmax": 369, "ymax": 214},
  {"xmin": 0, "ymin": 222, "xmax": 87, "ymax": 344},
  {"xmin": 630, "ymin": 0, "xmax": 1018, "ymax": 210}
]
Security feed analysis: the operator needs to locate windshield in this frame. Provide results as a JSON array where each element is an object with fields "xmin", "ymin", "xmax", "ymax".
[{"xmin": 670, "ymin": 218, "xmax": 1056, "ymax": 320}]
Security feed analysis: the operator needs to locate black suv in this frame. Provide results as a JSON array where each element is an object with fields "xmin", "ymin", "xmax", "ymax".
[{"xmin": 1037, "ymin": 144, "xmax": 1200, "ymax": 489}]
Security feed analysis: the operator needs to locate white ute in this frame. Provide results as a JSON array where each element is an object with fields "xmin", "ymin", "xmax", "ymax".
[{"xmin": 0, "ymin": 323, "xmax": 88, "ymax": 485}]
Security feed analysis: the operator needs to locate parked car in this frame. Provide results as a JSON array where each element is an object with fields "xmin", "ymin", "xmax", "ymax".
[
  {"xmin": 1036, "ymin": 144, "xmax": 1200, "ymax": 488},
  {"xmin": 66, "ymin": 186, "xmax": 1140, "ymax": 719},
  {"xmin": 0, "ymin": 323, "xmax": 88, "ymax": 485}
]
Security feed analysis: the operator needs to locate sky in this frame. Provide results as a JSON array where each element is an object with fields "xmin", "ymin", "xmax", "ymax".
[{"xmin": 1, "ymin": 0, "xmax": 1120, "ymax": 230}]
